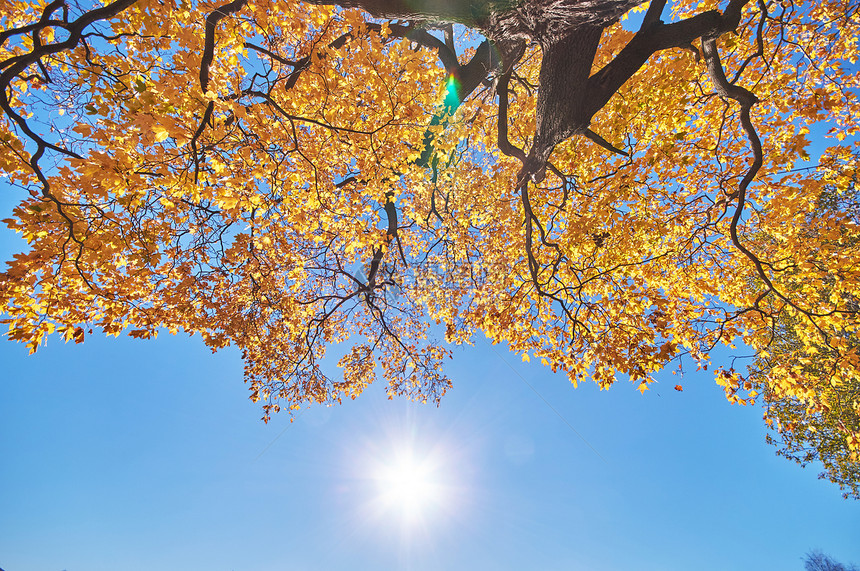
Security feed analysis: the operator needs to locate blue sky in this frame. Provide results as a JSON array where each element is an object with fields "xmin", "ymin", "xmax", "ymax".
[{"xmin": 1, "ymin": 310, "xmax": 858, "ymax": 570}]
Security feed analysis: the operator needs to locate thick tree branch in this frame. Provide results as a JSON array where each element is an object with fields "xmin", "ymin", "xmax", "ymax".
[
  {"xmin": 497, "ymin": 68, "xmax": 527, "ymax": 162},
  {"xmin": 274, "ymin": 22, "xmax": 460, "ymax": 99},
  {"xmin": 200, "ymin": 0, "xmax": 249, "ymax": 91},
  {"xmin": 386, "ymin": 23, "xmax": 460, "ymax": 73},
  {"xmin": 700, "ymin": 38, "xmax": 772, "ymax": 300},
  {"xmin": 416, "ymin": 39, "xmax": 496, "ymax": 168},
  {"xmin": 585, "ymin": 0, "xmax": 752, "ymax": 121},
  {"xmin": 192, "ymin": 0, "xmax": 248, "ymax": 181},
  {"xmin": 300, "ymin": 0, "xmax": 491, "ymax": 26},
  {"xmin": 701, "ymin": 38, "xmax": 844, "ymax": 322},
  {"xmin": 584, "ymin": 128, "xmax": 628, "ymax": 156}
]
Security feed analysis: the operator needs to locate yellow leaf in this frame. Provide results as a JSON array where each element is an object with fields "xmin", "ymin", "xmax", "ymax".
[{"xmin": 152, "ymin": 125, "xmax": 170, "ymax": 142}]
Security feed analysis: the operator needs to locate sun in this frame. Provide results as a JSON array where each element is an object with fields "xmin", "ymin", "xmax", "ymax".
[{"xmin": 372, "ymin": 448, "xmax": 447, "ymax": 523}]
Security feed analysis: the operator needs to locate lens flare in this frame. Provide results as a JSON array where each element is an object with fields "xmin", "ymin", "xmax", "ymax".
[{"xmin": 443, "ymin": 75, "xmax": 461, "ymax": 110}]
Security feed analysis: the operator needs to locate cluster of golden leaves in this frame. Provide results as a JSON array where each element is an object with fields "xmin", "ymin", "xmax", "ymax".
[
  {"xmin": 0, "ymin": 0, "xmax": 858, "ymax": 437},
  {"xmin": 744, "ymin": 179, "xmax": 860, "ymax": 498}
]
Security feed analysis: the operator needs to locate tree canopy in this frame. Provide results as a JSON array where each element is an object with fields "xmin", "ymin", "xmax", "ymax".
[
  {"xmin": 804, "ymin": 549, "xmax": 860, "ymax": 571},
  {"xmin": 1, "ymin": 0, "xmax": 858, "ymax": 489},
  {"xmin": 749, "ymin": 179, "xmax": 860, "ymax": 498}
]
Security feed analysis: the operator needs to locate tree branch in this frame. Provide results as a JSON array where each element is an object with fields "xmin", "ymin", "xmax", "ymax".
[
  {"xmin": 585, "ymin": 0, "xmax": 753, "ymax": 121},
  {"xmin": 200, "ymin": 0, "xmax": 249, "ymax": 91},
  {"xmin": 584, "ymin": 128, "xmax": 628, "ymax": 156}
]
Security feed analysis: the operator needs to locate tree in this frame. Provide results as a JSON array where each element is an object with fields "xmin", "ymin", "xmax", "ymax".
[
  {"xmin": 0, "ymin": 0, "xmax": 858, "ymax": 474},
  {"xmin": 804, "ymin": 549, "xmax": 860, "ymax": 571}
]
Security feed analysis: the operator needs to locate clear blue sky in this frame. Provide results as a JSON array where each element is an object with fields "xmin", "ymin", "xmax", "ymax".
[{"xmin": 1, "ymin": 298, "xmax": 858, "ymax": 570}]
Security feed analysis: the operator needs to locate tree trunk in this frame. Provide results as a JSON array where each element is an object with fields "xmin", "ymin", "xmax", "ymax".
[{"xmin": 531, "ymin": 24, "xmax": 603, "ymax": 164}]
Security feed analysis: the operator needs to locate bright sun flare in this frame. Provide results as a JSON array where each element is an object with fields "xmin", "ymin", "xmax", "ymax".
[{"xmin": 373, "ymin": 450, "xmax": 445, "ymax": 522}]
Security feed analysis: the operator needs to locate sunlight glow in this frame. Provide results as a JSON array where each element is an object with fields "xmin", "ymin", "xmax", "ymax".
[
  {"xmin": 372, "ymin": 448, "xmax": 447, "ymax": 524},
  {"xmin": 350, "ymin": 414, "xmax": 474, "ymax": 538}
]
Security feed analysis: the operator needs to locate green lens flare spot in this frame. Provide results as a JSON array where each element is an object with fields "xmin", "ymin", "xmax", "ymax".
[{"xmin": 443, "ymin": 75, "xmax": 461, "ymax": 110}]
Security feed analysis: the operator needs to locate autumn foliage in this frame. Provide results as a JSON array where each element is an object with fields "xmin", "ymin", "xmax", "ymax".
[{"xmin": 0, "ymin": 0, "xmax": 858, "ymax": 493}]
